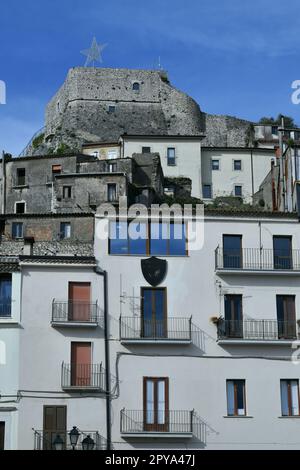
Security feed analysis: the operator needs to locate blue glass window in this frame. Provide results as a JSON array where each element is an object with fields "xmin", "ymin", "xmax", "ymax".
[
  {"xmin": 273, "ymin": 236, "xmax": 292, "ymax": 269},
  {"xmin": 128, "ymin": 222, "xmax": 147, "ymax": 255},
  {"xmin": 12, "ymin": 222, "xmax": 23, "ymax": 239},
  {"xmin": 169, "ymin": 223, "xmax": 186, "ymax": 255},
  {"xmin": 109, "ymin": 221, "xmax": 128, "ymax": 254},
  {"xmin": 150, "ymin": 222, "xmax": 168, "ymax": 256},
  {"xmin": 223, "ymin": 235, "xmax": 242, "ymax": 268},
  {"xmin": 0, "ymin": 276, "xmax": 12, "ymax": 317}
]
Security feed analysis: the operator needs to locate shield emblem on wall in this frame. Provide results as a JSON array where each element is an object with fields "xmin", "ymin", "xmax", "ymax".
[{"xmin": 141, "ymin": 257, "xmax": 167, "ymax": 287}]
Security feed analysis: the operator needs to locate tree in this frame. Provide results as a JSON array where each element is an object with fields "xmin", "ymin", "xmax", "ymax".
[{"xmin": 258, "ymin": 114, "xmax": 297, "ymax": 128}]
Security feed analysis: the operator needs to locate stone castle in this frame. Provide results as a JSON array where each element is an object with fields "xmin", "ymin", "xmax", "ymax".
[{"xmin": 25, "ymin": 67, "xmax": 252, "ymax": 155}]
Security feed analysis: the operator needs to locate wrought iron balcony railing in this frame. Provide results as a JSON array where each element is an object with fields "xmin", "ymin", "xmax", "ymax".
[
  {"xmin": 61, "ymin": 363, "xmax": 105, "ymax": 391},
  {"xmin": 33, "ymin": 429, "xmax": 106, "ymax": 450},
  {"xmin": 217, "ymin": 318, "xmax": 298, "ymax": 341},
  {"xmin": 215, "ymin": 247, "xmax": 300, "ymax": 271},
  {"xmin": 120, "ymin": 409, "xmax": 194, "ymax": 435},
  {"xmin": 119, "ymin": 316, "xmax": 192, "ymax": 342},
  {"xmin": 52, "ymin": 300, "xmax": 99, "ymax": 324},
  {"xmin": 0, "ymin": 302, "xmax": 12, "ymax": 318}
]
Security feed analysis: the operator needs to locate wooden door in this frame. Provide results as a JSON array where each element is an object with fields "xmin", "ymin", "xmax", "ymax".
[
  {"xmin": 68, "ymin": 282, "xmax": 91, "ymax": 321},
  {"xmin": 43, "ymin": 406, "xmax": 67, "ymax": 450},
  {"xmin": 71, "ymin": 342, "xmax": 91, "ymax": 386},
  {"xmin": 143, "ymin": 377, "xmax": 169, "ymax": 431}
]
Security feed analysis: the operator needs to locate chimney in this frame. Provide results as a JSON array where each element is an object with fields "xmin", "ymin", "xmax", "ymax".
[{"xmin": 23, "ymin": 237, "xmax": 35, "ymax": 256}]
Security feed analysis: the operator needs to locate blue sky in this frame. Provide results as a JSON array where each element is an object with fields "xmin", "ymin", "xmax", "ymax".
[{"xmin": 1, "ymin": 0, "xmax": 300, "ymax": 154}]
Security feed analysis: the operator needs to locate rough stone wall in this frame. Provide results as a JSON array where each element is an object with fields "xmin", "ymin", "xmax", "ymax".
[
  {"xmin": 5, "ymin": 154, "xmax": 77, "ymax": 213},
  {"xmin": 26, "ymin": 67, "xmax": 203, "ymax": 155},
  {"xmin": 0, "ymin": 240, "xmax": 93, "ymax": 256},
  {"xmin": 1, "ymin": 215, "xmax": 94, "ymax": 243},
  {"xmin": 202, "ymin": 114, "xmax": 253, "ymax": 147},
  {"xmin": 131, "ymin": 153, "xmax": 164, "ymax": 197}
]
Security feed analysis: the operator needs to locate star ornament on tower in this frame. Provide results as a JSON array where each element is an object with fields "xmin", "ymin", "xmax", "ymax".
[{"xmin": 81, "ymin": 37, "xmax": 107, "ymax": 67}]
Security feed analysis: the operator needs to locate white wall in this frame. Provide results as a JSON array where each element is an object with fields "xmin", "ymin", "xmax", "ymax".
[
  {"xmin": 201, "ymin": 149, "xmax": 274, "ymax": 202},
  {"xmin": 95, "ymin": 214, "xmax": 300, "ymax": 449},
  {"xmin": 0, "ymin": 272, "xmax": 21, "ymax": 449},
  {"xmin": 17, "ymin": 265, "xmax": 106, "ymax": 450},
  {"xmin": 122, "ymin": 138, "xmax": 202, "ymax": 199}
]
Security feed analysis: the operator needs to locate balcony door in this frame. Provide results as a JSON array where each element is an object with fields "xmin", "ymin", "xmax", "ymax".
[
  {"xmin": 43, "ymin": 406, "xmax": 66, "ymax": 450},
  {"xmin": 223, "ymin": 235, "xmax": 242, "ymax": 269},
  {"xmin": 68, "ymin": 282, "xmax": 91, "ymax": 321},
  {"xmin": 273, "ymin": 236, "xmax": 292, "ymax": 269},
  {"xmin": 71, "ymin": 342, "xmax": 91, "ymax": 387},
  {"xmin": 141, "ymin": 288, "xmax": 167, "ymax": 338},
  {"xmin": 224, "ymin": 295, "xmax": 243, "ymax": 338},
  {"xmin": 143, "ymin": 377, "xmax": 169, "ymax": 431},
  {"xmin": 0, "ymin": 422, "xmax": 4, "ymax": 450},
  {"xmin": 276, "ymin": 295, "xmax": 296, "ymax": 339}
]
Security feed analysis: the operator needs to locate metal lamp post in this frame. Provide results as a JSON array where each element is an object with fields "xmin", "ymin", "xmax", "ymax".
[
  {"xmin": 53, "ymin": 434, "xmax": 64, "ymax": 450},
  {"xmin": 69, "ymin": 426, "xmax": 80, "ymax": 450},
  {"xmin": 82, "ymin": 434, "xmax": 95, "ymax": 450}
]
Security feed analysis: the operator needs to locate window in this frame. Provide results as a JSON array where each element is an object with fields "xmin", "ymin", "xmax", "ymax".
[
  {"xmin": 107, "ymin": 150, "xmax": 118, "ymax": 160},
  {"xmin": 142, "ymin": 288, "xmax": 166, "ymax": 338},
  {"xmin": 12, "ymin": 222, "xmax": 23, "ymax": 239},
  {"xmin": 15, "ymin": 202, "xmax": 25, "ymax": 214},
  {"xmin": 43, "ymin": 406, "xmax": 66, "ymax": 450},
  {"xmin": 212, "ymin": 159, "xmax": 220, "ymax": 170},
  {"xmin": 233, "ymin": 160, "xmax": 242, "ymax": 171},
  {"xmin": 109, "ymin": 221, "xmax": 147, "ymax": 255},
  {"xmin": 294, "ymin": 131, "xmax": 300, "ymax": 141},
  {"xmin": 234, "ymin": 185, "xmax": 242, "ymax": 197},
  {"xmin": 0, "ymin": 275, "xmax": 12, "ymax": 317},
  {"xmin": 108, "ymin": 163, "xmax": 117, "ymax": 173},
  {"xmin": 273, "ymin": 236, "xmax": 292, "ymax": 269},
  {"xmin": 52, "ymin": 164, "xmax": 62, "ymax": 174},
  {"xmin": 281, "ymin": 380, "xmax": 300, "ymax": 416},
  {"xmin": 60, "ymin": 222, "xmax": 71, "ymax": 240},
  {"xmin": 167, "ymin": 148, "xmax": 176, "ymax": 166},
  {"xmin": 0, "ymin": 422, "xmax": 4, "ymax": 450},
  {"xmin": 276, "ymin": 295, "xmax": 296, "ymax": 339},
  {"xmin": 272, "ymin": 126, "xmax": 278, "ymax": 136},
  {"xmin": 142, "ymin": 147, "xmax": 151, "ymax": 154},
  {"xmin": 109, "ymin": 221, "xmax": 186, "ymax": 256},
  {"xmin": 144, "ymin": 377, "xmax": 169, "ymax": 431},
  {"xmin": 107, "ymin": 183, "xmax": 117, "ymax": 202},
  {"xmin": 63, "ymin": 186, "xmax": 72, "ymax": 199},
  {"xmin": 16, "ymin": 168, "xmax": 26, "ymax": 186},
  {"xmin": 227, "ymin": 380, "xmax": 246, "ymax": 416},
  {"xmin": 224, "ymin": 295, "xmax": 243, "ymax": 338},
  {"xmin": 108, "ymin": 105, "xmax": 115, "ymax": 113},
  {"xmin": 203, "ymin": 184, "xmax": 212, "ymax": 199},
  {"xmin": 223, "ymin": 234, "xmax": 242, "ymax": 268},
  {"xmin": 132, "ymin": 82, "xmax": 140, "ymax": 92}
]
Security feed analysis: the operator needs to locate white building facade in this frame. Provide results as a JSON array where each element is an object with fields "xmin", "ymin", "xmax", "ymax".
[{"xmin": 94, "ymin": 209, "xmax": 300, "ymax": 450}]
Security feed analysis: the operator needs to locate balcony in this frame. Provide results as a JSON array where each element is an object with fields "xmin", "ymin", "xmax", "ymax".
[
  {"xmin": 33, "ymin": 429, "xmax": 106, "ymax": 450},
  {"xmin": 120, "ymin": 409, "xmax": 194, "ymax": 438},
  {"xmin": 217, "ymin": 318, "xmax": 298, "ymax": 345},
  {"xmin": 215, "ymin": 247, "xmax": 300, "ymax": 274},
  {"xmin": 119, "ymin": 316, "xmax": 192, "ymax": 344},
  {"xmin": 0, "ymin": 302, "xmax": 12, "ymax": 319},
  {"xmin": 61, "ymin": 363, "xmax": 105, "ymax": 392},
  {"xmin": 51, "ymin": 300, "xmax": 100, "ymax": 327}
]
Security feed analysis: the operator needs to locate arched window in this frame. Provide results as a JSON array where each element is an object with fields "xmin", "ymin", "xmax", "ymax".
[{"xmin": 132, "ymin": 82, "xmax": 140, "ymax": 92}]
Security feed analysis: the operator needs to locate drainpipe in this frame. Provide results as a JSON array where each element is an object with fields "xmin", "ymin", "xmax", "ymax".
[
  {"xmin": 2, "ymin": 151, "xmax": 6, "ymax": 214},
  {"xmin": 94, "ymin": 266, "xmax": 111, "ymax": 450},
  {"xmin": 250, "ymin": 148, "xmax": 254, "ymax": 200}
]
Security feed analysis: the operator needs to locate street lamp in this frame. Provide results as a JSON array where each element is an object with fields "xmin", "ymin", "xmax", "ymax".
[
  {"xmin": 69, "ymin": 426, "xmax": 80, "ymax": 450},
  {"xmin": 82, "ymin": 434, "xmax": 95, "ymax": 450},
  {"xmin": 53, "ymin": 434, "xmax": 64, "ymax": 451}
]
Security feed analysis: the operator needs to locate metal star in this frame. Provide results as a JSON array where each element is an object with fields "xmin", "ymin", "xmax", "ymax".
[{"xmin": 81, "ymin": 37, "xmax": 107, "ymax": 67}]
